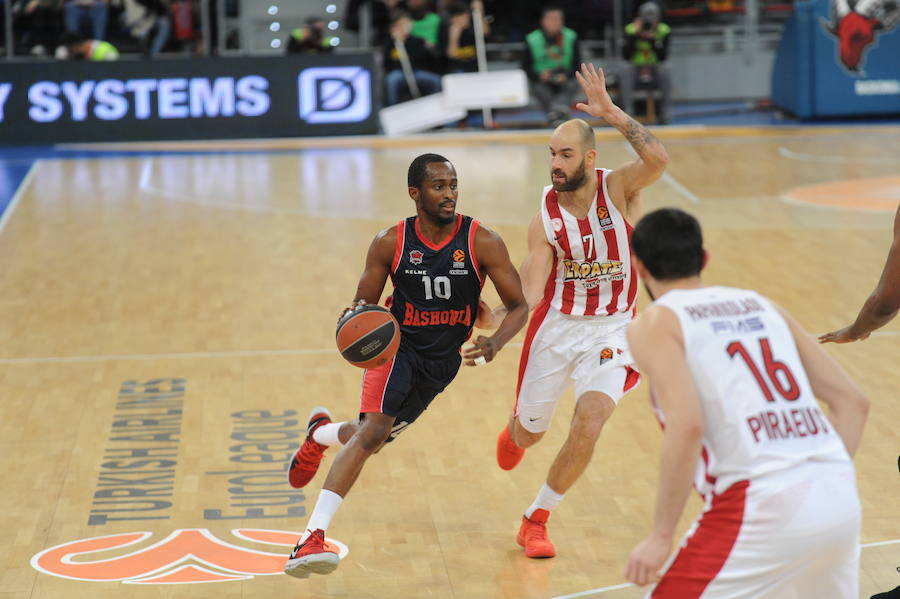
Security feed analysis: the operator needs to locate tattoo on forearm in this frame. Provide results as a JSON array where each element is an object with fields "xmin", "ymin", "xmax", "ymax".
[{"xmin": 621, "ymin": 116, "xmax": 659, "ymax": 153}]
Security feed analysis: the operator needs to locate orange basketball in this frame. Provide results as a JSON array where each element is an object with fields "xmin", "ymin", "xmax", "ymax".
[{"xmin": 335, "ymin": 305, "xmax": 400, "ymax": 369}]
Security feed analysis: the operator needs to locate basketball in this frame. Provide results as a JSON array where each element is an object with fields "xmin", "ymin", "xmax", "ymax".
[{"xmin": 335, "ymin": 304, "xmax": 400, "ymax": 369}]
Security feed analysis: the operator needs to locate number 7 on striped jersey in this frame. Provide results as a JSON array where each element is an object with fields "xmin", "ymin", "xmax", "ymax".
[{"xmin": 582, "ymin": 234, "xmax": 594, "ymax": 258}]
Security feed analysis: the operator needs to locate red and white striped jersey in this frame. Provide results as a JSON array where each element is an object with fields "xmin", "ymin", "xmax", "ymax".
[{"xmin": 539, "ymin": 168, "xmax": 638, "ymax": 317}]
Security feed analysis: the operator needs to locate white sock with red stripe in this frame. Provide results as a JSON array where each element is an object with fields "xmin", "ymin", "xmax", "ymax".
[
  {"xmin": 312, "ymin": 422, "xmax": 345, "ymax": 447},
  {"xmin": 525, "ymin": 483, "xmax": 565, "ymax": 519},
  {"xmin": 298, "ymin": 489, "xmax": 343, "ymax": 544}
]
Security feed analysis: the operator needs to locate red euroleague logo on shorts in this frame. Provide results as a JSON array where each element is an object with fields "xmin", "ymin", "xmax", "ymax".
[
  {"xmin": 31, "ymin": 528, "xmax": 349, "ymax": 584},
  {"xmin": 409, "ymin": 249, "xmax": 424, "ymax": 265}
]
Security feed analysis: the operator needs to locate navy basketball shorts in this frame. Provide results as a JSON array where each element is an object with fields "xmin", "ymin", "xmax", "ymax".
[{"xmin": 359, "ymin": 346, "xmax": 461, "ymax": 442}]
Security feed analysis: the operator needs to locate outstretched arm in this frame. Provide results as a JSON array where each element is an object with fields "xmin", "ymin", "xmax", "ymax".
[
  {"xmin": 574, "ymin": 62, "xmax": 668, "ymax": 215},
  {"xmin": 462, "ymin": 226, "xmax": 529, "ymax": 366},
  {"xmin": 819, "ymin": 205, "xmax": 900, "ymax": 343},
  {"xmin": 623, "ymin": 306, "xmax": 704, "ymax": 587},
  {"xmin": 776, "ymin": 306, "xmax": 869, "ymax": 456}
]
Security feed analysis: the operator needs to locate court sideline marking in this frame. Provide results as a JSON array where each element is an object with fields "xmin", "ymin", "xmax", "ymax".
[
  {"xmin": 0, "ymin": 342, "xmax": 527, "ymax": 364},
  {"xmin": 1, "ymin": 333, "xmax": 897, "ymax": 365},
  {"xmin": 0, "ymin": 159, "xmax": 39, "ymax": 236},
  {"xmin": 778, "ymin": 147, "xmax": 900, "ymax": 164},
  {"xmin": 549, "ymin": 538, "xmax": 900, "ymax": 598}
]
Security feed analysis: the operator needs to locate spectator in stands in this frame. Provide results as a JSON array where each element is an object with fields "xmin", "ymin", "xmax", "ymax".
[
  {"xmin": 343, "ymin": 0, "xmax": 399, "ymax": 46},
  {"xmin": 59, "ymin": 30, "xmax": 119, "ymax": 60},
  {"xmin": 64, "ymin": 0, "xmax": 109, "ymax": 41},
  {"xmin": 121, "ymin": 0, "xmax": 171, "ymax": 57},
  {"xmin": 12, "ymin": 0, "xmax": 63, "ymax": 56},
  {"xmin": 406, "ymin": 0, "xmax": 442, "ymax": 52},
  {"xmin": 620, "ymin": 1, "xmax": 672, "ymax": 124},
  {"xmin": 440, "ymin": 0, "xmax": 489, "ymax": 73},
  {"xmin": 383, "ymin": 11, "xmax": 442, "ymax": 106},
  {"xmin": 287, "ymin": 16, "xmax": 336, "ymax": 54},
  {"xmin": 523, "ymin": 5, "xmax": 581, "ymax": 127}
]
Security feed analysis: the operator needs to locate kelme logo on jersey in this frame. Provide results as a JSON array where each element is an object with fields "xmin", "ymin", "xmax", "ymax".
[
  {"xmin": 31, "ymin": 528, "xmax": 349, "ymax": 584},
  {"xmin": 409, "ymin": 249, "xmax": 424, "ymax": 265},
  {"xmin": 563, "ymin": 259, "xmax": 624, "ymax": 283}
]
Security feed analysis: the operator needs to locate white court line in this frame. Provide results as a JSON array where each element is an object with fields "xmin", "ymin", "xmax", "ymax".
[
  {"xmin": 861, "ymin": 539, "xmax": 900, "ymax": 549},
  {"xmin": 0, "ymin": 160, "xmax": 39, "ymax": 236},
  {"xmin": 549, "ymin": 539, "xmax": 900, "ymax": 598},
  {"xmin": 622, "ymin": 143, "xmax": 700, "ymax": 204},
  {"xmin": 778, "ymin": 147, "xmax": 900, "ymax": 165},
  {"xmin": 0, "ymin": 342, "xmax": 525, "ymax": 365}
]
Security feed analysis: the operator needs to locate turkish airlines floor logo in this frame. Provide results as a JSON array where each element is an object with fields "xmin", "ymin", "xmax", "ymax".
[{"xmin": 31, "ymin": 528, "xmax": 349, "ymax": 584}]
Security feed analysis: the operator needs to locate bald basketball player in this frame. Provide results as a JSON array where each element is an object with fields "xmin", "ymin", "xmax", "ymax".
[
  {"xmin": 488, "ymin": 62, "xmax": 669, "ymax": 558},
  {"xmin": 820, "ymin": 204, "xmax": 900, "ymax": 343}
]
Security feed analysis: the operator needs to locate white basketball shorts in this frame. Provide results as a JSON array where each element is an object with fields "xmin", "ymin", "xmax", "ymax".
[
  {"xmin": 648, "ymin": 459, "xmax": 860, "ymax": 598},
  {"xmin": 514, "ymin": 304, "xmax": 640, "ymax": 433}
]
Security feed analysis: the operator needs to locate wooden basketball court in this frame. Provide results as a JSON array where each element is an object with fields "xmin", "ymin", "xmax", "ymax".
[{"xmin": 1, "ymin": 125, "xmax": 898, "ymax": 598}]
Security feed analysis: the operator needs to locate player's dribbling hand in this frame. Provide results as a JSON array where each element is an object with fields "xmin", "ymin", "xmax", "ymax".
[
  {"xmin": 574, "ymin": 62, "xmax": 617, "ymax": 119},
  {"xmin": 624, "ymin": 534, "xmax": 671, "ymax": 587},
  {"xmin": 818, "ymin": 326, "xmax": 870, "ymax": 344},
  {"xmin": 462, "ymin": 335, "xmax": 498, "ymax": 367},
  {"xmin": 337, "ymin": 299, "xmax": 367, "ymax": 324}
]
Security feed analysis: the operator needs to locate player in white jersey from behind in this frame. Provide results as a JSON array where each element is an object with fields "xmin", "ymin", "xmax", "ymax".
[
  {"xmin": 488, "ymin": 62, "xmax": 669, "ymax": 558},
  {"xmin": 624, "ymin": 208, "xmax": 869, "ymax": 598}
]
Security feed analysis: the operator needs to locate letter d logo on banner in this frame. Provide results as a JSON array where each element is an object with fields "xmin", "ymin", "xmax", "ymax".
[{"xmin": 298, "ymin": 67, "xmax": 371, "ymax": 124}]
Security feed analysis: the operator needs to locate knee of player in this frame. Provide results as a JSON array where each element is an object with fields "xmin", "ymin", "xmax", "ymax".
[
  {"xmin": 356, "ymin": 419, "xmax": 392, "ymax": 451},
  {"xmin": 512, "ymin": 422, "xmax": 545, "ymax": 448},
  {"xmin": 571, "ymin": 398, "xmax": 615, "ymax": 437}
]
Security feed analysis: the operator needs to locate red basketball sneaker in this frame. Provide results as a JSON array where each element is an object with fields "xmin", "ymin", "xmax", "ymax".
[
  {"xmin": 283, "ymin": 529, "xmax": 339, "ymax": 578},
  {"xmin": 496, "ymin": 425, "xmax": 525, "ymax": 471},
  {"xmin": 517, "ymin": 509, "xmax": 556, "ymax": 558},
  {"xmin": 287, "ymin": 407, "xmax": 333, "ymax": 489}
]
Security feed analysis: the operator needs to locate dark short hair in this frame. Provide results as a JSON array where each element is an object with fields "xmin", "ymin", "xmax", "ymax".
[
  {"xmin": 390, "ymin": 10, "xmax": 410, "ymax": 25},
  {"xmin": 408, "ymin": 153, "xmax": 451, "ymax": 188},
  {"xmin": 542, "ymin": 5, "xmax": 564, "ymax": 17},
  {"xmin": 632, "ymin": 208, "xmax": 705, "ymax": 280}
]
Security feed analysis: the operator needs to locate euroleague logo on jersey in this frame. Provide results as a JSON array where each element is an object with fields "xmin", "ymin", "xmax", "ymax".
[{"xmin": 31, "ymin": 528, "xmax": 349, "ymax": 584}]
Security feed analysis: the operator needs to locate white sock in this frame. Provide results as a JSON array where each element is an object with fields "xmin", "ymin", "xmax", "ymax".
[
  {"xmin": 525, "ymin": 483, "xmax": 565, "ymax": 519},
  {"xmin": 298, "ymin": 489, "xmax": 343, "ymax": 543},
  {"xmin": 312, "ymin": 422, "xmax": 345, "ymax": 447}
]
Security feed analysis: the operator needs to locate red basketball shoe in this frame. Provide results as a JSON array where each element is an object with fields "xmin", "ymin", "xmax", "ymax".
[
  {"xmin": 496, "ymin": 425, "xmax": 525, "ymax": 471},
  {"xmin": 517, "ymin": 509, "xmax": 556, "ymax": 558},
  {"xmin": 283, "ymin": 529, "xmax": 339, "ymax": 578},
  {"xmin": 287, "ymin": 407, "xmax": 333, "ymax": 489}
]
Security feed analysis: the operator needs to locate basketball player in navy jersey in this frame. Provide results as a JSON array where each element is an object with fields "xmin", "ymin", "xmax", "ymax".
[{"xmin": 282, "ymin": 153, "xmax": 529, "ymax": 578}]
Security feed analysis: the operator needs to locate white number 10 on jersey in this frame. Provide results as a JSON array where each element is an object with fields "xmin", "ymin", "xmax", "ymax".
[{"xmin": 422, "ymin": 276, "xmax": 451, "ymax": 300}]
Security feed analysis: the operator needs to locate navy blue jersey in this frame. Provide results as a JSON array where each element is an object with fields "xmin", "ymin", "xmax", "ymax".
[{"xmin": 388, "ymin": 214, "xmax": 484, "ymax": 360}]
